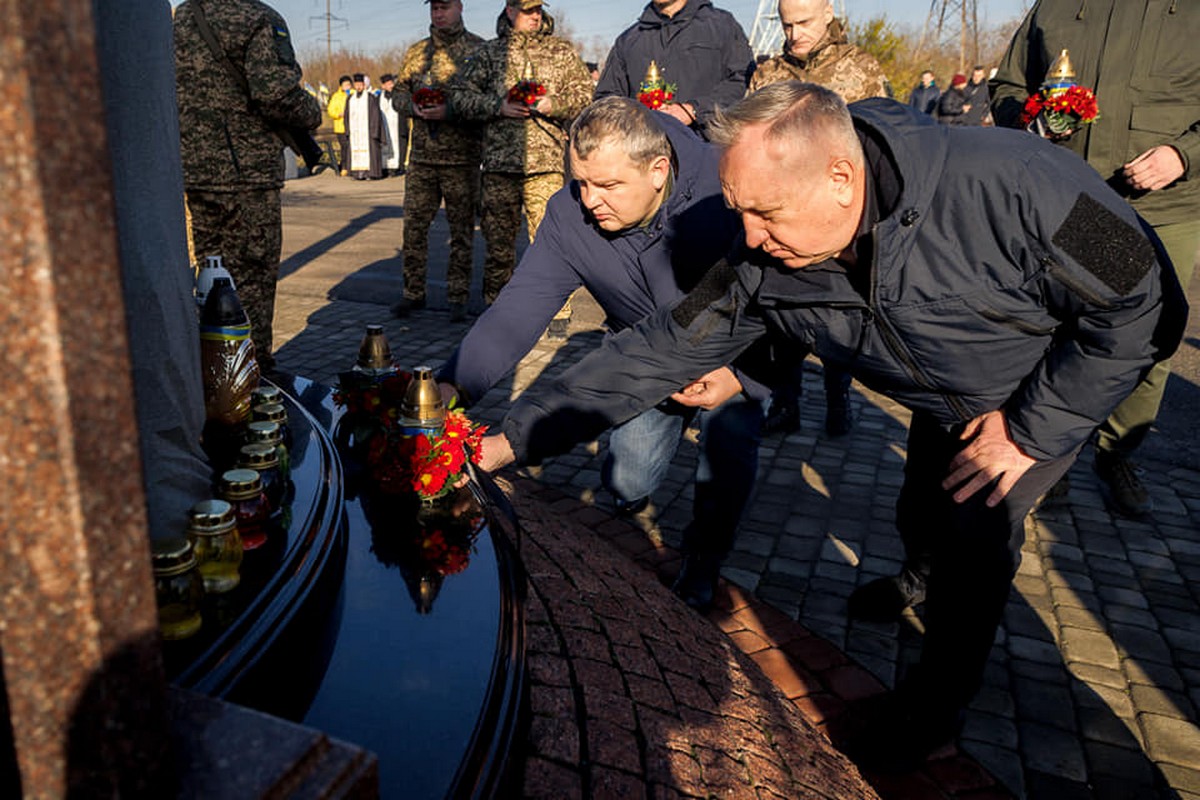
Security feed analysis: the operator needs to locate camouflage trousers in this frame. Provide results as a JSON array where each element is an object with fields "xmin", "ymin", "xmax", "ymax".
[
  {"xmin": 480, "ymin": 171, "xmax": 563, "ymax": 305},
  {"xmin": 186, "ymin": 188, "xmax": 283, "ymax": 360},
  {"xmin": 402, "ymin": 162, "xmax": 479, "ymax": 304}
]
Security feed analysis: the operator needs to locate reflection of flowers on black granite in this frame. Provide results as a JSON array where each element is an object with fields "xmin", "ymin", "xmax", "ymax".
[{"xmin": 360, "ymin": 485, "xmax": 485, "ymax": 614}]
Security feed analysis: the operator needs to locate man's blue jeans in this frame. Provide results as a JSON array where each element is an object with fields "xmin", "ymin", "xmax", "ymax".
[{"xmin": 602, "ymin": 393, "xmax": 764, "ymax": 557}]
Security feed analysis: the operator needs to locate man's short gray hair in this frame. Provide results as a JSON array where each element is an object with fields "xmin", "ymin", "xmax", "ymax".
[
  {"xmin": 708, "ymin": 81, "xmax": 861, "ymax": 166},
  {"xmin": 569, "ymin": 96, "xmax": 671, "ymax": 168}
]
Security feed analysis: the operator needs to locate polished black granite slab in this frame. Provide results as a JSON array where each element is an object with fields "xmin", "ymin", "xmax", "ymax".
[{"xmin": 164, "ymin": 376, "xmax": 525, "ymax": 799}]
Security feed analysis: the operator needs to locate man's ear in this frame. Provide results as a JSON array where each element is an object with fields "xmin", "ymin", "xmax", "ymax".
[
  {"xmin": 829, "ymin": 155, "xmax": 856, "ymax": 207},
  {"xmin": 649, "ymin": 154, "xmax": 671, "ymax": 190}
]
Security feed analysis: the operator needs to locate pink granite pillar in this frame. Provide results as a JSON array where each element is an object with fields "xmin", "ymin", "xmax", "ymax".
[{"xmin": 0, "ymin": 0, "xmax": 171, "ymax": 794}]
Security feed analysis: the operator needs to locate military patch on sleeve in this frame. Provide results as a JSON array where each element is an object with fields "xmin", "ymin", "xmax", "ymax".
[
  {"xmin": 272, "ymin": 24, "xmax": 296, "ymax": 65},
  {"xmin": 1051, "ymin": 192, "xmax": 1155, "ymax": 296},
  {"xmin": 672, "ymin": 259, "xmax": 739, "ymax": 328}
]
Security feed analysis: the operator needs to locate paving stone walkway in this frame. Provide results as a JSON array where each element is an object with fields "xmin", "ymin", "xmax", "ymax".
[{"xmin": 273, "ymin": 171, "xmax": 1200, "ymax": 799}]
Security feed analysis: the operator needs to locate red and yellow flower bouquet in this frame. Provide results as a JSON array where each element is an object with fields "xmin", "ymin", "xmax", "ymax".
[
  {"xmin": 1022, "ymin": 49, "xmax": 1099, "ymax": 139},
  {"xmin": 638, "ymin": 60, "xmax": 677, "ymax": 111},
  {"xmin": 334, "ymin": 369, "xmax": 487, "ymax": 502}
]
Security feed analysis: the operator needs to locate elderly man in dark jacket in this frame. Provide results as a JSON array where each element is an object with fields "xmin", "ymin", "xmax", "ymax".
[
  {"xmin": 478, "ymin": 83, "xmax": 1187, "ymax": 770},
  {"xmin": 439, "ymin": 97, "xmax": 767, "ymax": 609},
  {"xmin": 595, "ymin": 0, "xmax": 753, "ymax": 138}
]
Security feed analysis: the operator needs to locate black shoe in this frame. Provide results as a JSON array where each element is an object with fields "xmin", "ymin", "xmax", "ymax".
[
  {"xmin": 544, "ymin": 317, "xmax": 569, "ymax": 341},
  {"xmin": 763, "ymin": 402, "xmax": 800, "ymax": 434},
  {"xmin": 671, "ymin": 552, "xmax": 721, "ymax": 612},
  {"xmin": 841, "ymin": 686, "xmax": 963, "ymax": 773},
  {"xmin": 848, "ymin": 568, "xmax": 927, "ymax": 622},
  {"xmin": 1094, "ymin": 449, "xmax": 1152, "ymax": 517},
  {"xmin": 391, "ymin": 297, "xmax": 426, "ymax": 318},
  {"xmin": 449, "ymin": 302, "xmax": 467, "ymax": 322},
  {"xmin": 614, "ymin": 496, "xmax": 649, "ymax": 517}
]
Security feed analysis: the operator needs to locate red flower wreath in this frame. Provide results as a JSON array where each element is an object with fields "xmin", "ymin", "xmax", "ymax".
[
  {"xmin": 508, "ymin": 80, "xmax": 547, "ymax": 107},
  {"xmin": 1021, "ymin": 85, "xmax": 1099, "ymax": 136},
  {"xmin": 335, "ymin": 372, "xmax": 487, "ymax": 501},
  {"xmin": 412, "ymin": 87, "xmax": 445, "ymax": 108},
  {"xmin": 637, "ymin": 84, "xmax": 676, "ymax": 110}
]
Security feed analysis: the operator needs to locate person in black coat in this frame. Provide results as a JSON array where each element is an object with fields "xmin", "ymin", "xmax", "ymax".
[
  {"xmin": 477, "ymin": 83, "xmax": 1186, "ymax": 771},
  {"xmin": 935, "ymin": 72, "xmax": 969, "ymax": 124},
  {"xmin": 961, "ymin": 65, "xmax": 990, "ymax": 125}
]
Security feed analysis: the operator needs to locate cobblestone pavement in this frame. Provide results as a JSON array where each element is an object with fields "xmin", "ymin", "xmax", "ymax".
[
  {"xmin": 504, "ymin": 475, "xmax": 880, "ymax": 799},
  {"xmin": 273, "ymin": 170, "xmax": 1200, "ymax": 799}
]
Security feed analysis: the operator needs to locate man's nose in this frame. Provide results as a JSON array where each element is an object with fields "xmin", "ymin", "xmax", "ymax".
[{"xmin": 743, "ymin": 218, "xmax": 768, "ymax": 248}]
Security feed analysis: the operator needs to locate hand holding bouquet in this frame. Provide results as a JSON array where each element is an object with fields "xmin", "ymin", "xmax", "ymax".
[
  {"xmin": 412, "ymin": 87, "xmax": 445, "ymax": 109},
  {"xmin": 507, "ymin": 79, "xmax": 547, "ymax": 107}
]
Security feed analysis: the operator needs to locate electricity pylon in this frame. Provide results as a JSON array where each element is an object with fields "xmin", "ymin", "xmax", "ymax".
[{"xmin": 917, "ymin": 0, "xmax": 979, "ymax": 72}]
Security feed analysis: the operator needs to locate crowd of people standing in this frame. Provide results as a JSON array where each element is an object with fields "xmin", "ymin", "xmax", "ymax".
[{"xmin": 175, "ymin": 0, "xmax": 1196, "ymax": 778}]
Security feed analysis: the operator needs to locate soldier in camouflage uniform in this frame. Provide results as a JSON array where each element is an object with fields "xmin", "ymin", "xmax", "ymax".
[
  {"xmin": 450, "ymin": 0, "xmax": 592, "ymax": 311},
  {"xmin": 391, "ymin": 0, "xmax": 484, "ymax": 321},
  {"xmin": 747, "ymin": 0, "xmax": 887, "ymax": 437},
  {"xmin": 175, "ymin": 0, "xmax": 321, "ymax": 366},
  {"xmin": 748, "ymin": 0, "xmax": 889, "ymax": 102}
]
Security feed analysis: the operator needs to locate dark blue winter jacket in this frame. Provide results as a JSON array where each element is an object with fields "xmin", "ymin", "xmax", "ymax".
[
  {"xmin": 438, "ymin": 114, "xmax": 763, "ymax": 405},
  {"xmin": 908, "ymin": 82, "xmax": 939, "ymax": 115},
  {"xmin": 502, "ymin": 100, "xmax": 1187, "ymax": 465},
  {"xmin": 594, "ymin": 0, "xmax": 752, "ymax": 131}
]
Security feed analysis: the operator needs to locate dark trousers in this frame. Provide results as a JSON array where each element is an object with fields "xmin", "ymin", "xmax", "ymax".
[
  {"xmin": 335, "ymin": 133, "xmax": 350, "ymax": 172},
  {"xmin": 603, "ymin": 394, "xmax": 765, "ymax": 559},
  {"xmin": 896, "ymin": 411, "xmax": 1077, "ymax": 709},
  {"xmin": 770, "ymin": 348, "xmax": 851, "ymax": 411}
]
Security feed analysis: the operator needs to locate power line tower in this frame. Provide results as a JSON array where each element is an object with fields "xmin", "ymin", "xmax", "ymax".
[
  {"xmin": 310, "ymin": 0, "xmax": 348, "ymax": 71},
  {"xmin": 749, "ymin": 0, "xmax": 849, "ymax": 59},
  {"xmin": 748, "ymin": 0, "xmax": 781, "ymax": 59},
  {"xmin": 917, "ymin": 0, "xmax": 979, "ymax": 72}
]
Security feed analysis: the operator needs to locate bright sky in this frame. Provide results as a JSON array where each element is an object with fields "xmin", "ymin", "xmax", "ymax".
[{"xmin": 267, "ymin": 0, "xmax": 1032, "ymax": 61}]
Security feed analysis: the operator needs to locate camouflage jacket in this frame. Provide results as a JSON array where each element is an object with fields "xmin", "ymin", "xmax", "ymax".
[
  {"xmin": 449, "ymin": 11, "xmax": 592, "ymax": 175},
  {"xmin": 395, "ymin": 21, "xmax": 485, "ymax": 166},
  {"xmin": 748, "ymin": 19, "xmax": 888, "ymax": 103},
  {"xmin": 175, "ymin": 0, "xmax": 321, "ymax": 191}
]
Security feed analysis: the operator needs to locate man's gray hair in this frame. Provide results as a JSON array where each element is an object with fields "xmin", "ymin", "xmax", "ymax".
[
  {"xmin": 569, "ymin": 96, "xmax": 671, "ymax": 168},
  {"xmin": 708, "ymin": 81, "xmax": 861, "ymax": 165}
]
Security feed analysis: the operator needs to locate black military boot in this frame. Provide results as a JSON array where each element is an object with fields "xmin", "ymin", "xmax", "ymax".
[{"xmin": 1093, "ymin": 448, "xmax": 1152, "ymax": 517}]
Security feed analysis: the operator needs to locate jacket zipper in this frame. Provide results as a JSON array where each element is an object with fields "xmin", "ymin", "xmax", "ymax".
[
  {"xmin": 866, "ymin": 227, "xmax": 972, "ymax": 422},
  {"xmin": 222, "ymin": 122, "xmax": 242, "ymax": 181}
]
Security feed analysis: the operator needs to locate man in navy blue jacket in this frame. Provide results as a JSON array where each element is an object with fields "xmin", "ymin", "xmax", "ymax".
[
  {"xmin": 595, "ymin": 0, "xmax": 753, "ymax": 139},
  {"xmin": 438, "ymin": 97, "xmax": 769, "ymax": 609},
  {"xmin": 477, "ymin": 84, "xmax": 1186, "ymax": 769}
]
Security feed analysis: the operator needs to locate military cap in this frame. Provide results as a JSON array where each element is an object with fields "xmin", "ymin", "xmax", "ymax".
[{"xmin": 506, "ymin": 0, "xmax": 547, "ymax": 8}]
